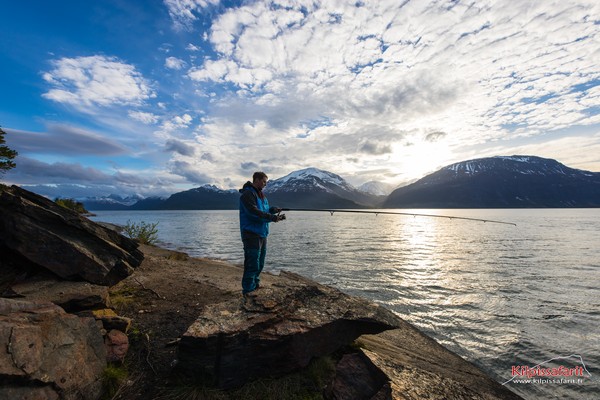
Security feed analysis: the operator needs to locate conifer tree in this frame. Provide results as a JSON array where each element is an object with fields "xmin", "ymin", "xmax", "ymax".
[{"xmin": 0, "ymin": 126, "xmax": 18, "ymax": 174}]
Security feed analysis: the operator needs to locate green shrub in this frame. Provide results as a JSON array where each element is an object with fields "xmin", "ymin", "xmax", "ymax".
[
  {"xmin": 123, "ymin": 220, "xmax": 159, "ymax": 245},
  {"xmin": 54, "ymin": 197, "xmax": 89, "ymax": 214}
]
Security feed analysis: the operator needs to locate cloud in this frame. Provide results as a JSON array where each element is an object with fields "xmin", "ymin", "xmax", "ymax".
[
  {"xmin": 42, "ymin": 55, "xmax": 155, "ymax": 108},
  {"xmin": 425, "ymin": 131, "xmax": 447, "ymax": 142},
  {"xmin": 9, "ymin": 157, "xmax": 113, "ymax": 183},
  {"xmin": 164, "ymin": 0, "xmax": 220, "ymax": 30},
  {"xmin": 156, "ymin": 114, "xmax": 194, "ymax": 136},
  {"xmin": 165, "ymin": 139, "xmax": 196, "ymax": 156},
  {"xmin": 192, "ymin": 1, "xmax": 597, "ymax": 132},
  {"xmin": 200, "ymin": 152, "xmax": 215, "ymax": 162},
  {"xmin": 129, "ymin": 111, "xmax": 160, "ymax": 124},
  {"xmin": 5, "ymin": 157, "xmax": 178, "ymax": 198},
  {"xmin": 5, "ymin": 125, "xmax": 126, "ymax": 156},
  {"xmin": 165, "ymin": 56, "xmax": 187, "ymax": 70},
  {"xmin": 12, "ymin": 1, "xmax": 599, "ymax": 198},
  {"xmin": 170, "ymin": 160, "xmax": 211, "ymax": 184},
  {"xmin": 240, "ymin": 162, "xmax": 259, "ymax": 170},
  {"xmin": 177, "ymin": 0, "xmax": 599, "ymax": 187},
  {"xmin": 358, "ymin": 140, "xmax": 392, "ymax": 155}
]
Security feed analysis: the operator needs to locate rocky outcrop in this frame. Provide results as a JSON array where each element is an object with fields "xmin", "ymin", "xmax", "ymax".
[
  {"xmin": 10, "ymin": 274, "xmax": 110, "ymax": 312},
  {"xmin": 356, "ymin": 329, "xmax": 523, "ymax": 399},
  {"xmin": 0, "ymin": 298, "xmax": 106, "ymax": 400},
  {"xmin": 0, "ymin": 185, "xmax": 143, "ymax": 286},
  {"xmin": 0, "ymin": 185, "xmax": 142, "ymax": 399},
  {"xmin": 76, "ymin": 309, "xmax": 131, "ymax": 333},
  {"xmin": 177, "ymin": 272, "xmax": 401, "ymax": 389}
]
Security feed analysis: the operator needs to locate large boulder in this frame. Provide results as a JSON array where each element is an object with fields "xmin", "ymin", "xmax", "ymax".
[
  {"xmin": 0, "ymin": 185, "xmax": 143, "ymax": 286},
  {"xmin": 0, "ymin": 298, "xmax": 106, "ymax": 400},
  {"xmin": 176, "ymin": 272, "xmax": 401, "ymax": 389}
]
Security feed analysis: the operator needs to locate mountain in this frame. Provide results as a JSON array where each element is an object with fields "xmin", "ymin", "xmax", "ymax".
[
  {"xmin": 357, "ymin": 181, "xmax": 394, "ymax": 196},
  {"xmin": 265, "ymin": 168, "xmax": 379, "ymax": 208},
  {"xmin": 123, "ymin": 168, "xmax": 380, "ymax": 210},
  {"xmin": 384, "ymin": 155, "xmax": 600, "ymax": 208},
  {"xmin": 132, "ymin": 185, "xmax": 238, "ymax": 210},
  {"xmin": 129, "ymin": 196, "xmax": 170, "ymax": 210},
  {"xmin": 82, "ymin": 194, "xmax": 145, "ymax": 210}
]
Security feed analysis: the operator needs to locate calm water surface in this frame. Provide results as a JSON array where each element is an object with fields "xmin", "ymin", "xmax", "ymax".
[{"xmin": 91, "ymin": 209, "xmax": 600, "ymax": 399}]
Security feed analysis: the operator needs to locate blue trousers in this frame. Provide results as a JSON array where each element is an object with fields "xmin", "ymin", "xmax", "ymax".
[{"xmin": 242, "ymin": 235, "xmax": 267, "ymax": 294}]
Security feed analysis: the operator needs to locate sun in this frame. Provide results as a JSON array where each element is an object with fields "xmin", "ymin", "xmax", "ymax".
[{"xmin": 389, "ymin": 140, "xmax": 453, "ymax": 183}]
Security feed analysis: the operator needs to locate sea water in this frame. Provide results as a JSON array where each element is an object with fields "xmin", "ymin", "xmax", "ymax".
[{"xmin": 91, "ymin": 209, "xmax": 600, "ymax": 399}]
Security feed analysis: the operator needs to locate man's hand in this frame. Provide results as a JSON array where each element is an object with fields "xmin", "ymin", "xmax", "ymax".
[{"xmin": 273, "ymin": 214, "xmax": 286, "ymax": 222}]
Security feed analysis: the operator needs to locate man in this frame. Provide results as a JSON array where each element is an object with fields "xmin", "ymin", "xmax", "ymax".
[{"xmin": 239, "ymin": 171, "xmax": 285, "ymax": 295}]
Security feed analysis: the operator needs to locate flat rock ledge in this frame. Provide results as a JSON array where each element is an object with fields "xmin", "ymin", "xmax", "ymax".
[
  {"xmin": 356, "ymin": 328, "xmax": 524, "ymax": 400},
  {"xmin": 177, "ymin": 271, "xmax": 401, "ymax": 389}
]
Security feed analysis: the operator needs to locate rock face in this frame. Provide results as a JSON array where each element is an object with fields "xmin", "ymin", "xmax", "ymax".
[
  {"xmin": 177, "ymin": 272, "xmax": 401, "ymax": 389},
  {"xmin": 0, "ymin": 185, "xmax": 143, "ymax": 286},
  {"xmin": 357, "ymin": 328, "xmax": 524, "ymax": 400},
  {"xmin": 105, "ymin": 329, "xmax": 129, "ymax": 362},
  {"xmin": 0, "ymin": 298, "xmax": 106, "ymax": 400},
  {"xmin": 10, "ymin": 274, "xmax": 111, "ymax": 312},
  {"xmin": 325, "ymin": 352, "xmax": 392, "ymax": 400}
]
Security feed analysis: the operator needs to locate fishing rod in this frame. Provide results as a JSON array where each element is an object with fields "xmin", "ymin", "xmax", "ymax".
[{"xmin": 280, "ymin": 208, "xmax": 517, "ymax": 226}]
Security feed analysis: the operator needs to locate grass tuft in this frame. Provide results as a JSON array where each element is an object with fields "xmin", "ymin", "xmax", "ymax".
[{"xmin": 102, "ymin": 364, "xmax": 129, "ymax": 399}]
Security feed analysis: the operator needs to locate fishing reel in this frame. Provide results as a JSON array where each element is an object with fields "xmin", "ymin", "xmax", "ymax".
[{"xmin": 276, "ymin": 211, "xmax": 286, "ymax": 221}]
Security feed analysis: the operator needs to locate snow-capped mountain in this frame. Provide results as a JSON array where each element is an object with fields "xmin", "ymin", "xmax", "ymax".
[
  {"xmin": 357, "ymin": 181, "xmax": 393, "ymax": 196},
  {"xmin": 443, "ymin": 155, "xmax": 590, "ymax": 177},
  {"xmin": 266, "ymin": 168, "xmax": 380, "ymax": 208},
  {"xmin": 87, "ymin": 157, "xmax": 600, "ymax": 210},
  {"xmin": 82, "ymin": 194, "xmax": 146, "ymax": 210},
  {"xmin": 267, "ymin": 168, "xmax": 348, "ymax": 188},
  {"xmin": 384, "ymin": 155, "xmax": 600, "ymax": 208}
]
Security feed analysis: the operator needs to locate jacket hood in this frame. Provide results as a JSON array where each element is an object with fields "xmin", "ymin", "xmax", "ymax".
[{"xmin": 239, "ymin": 181, "xmax": 254, "ymax": 193}]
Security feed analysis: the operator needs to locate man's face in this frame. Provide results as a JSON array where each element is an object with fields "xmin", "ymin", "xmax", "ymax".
[{"xmin": 254, "ymin": 177, "xmax": 268, "ymax": 190}]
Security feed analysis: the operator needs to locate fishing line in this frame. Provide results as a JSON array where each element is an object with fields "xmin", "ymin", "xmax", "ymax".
[{"xmin": 280, "ymin": 208, "xmax": 517, "ymax": 226}]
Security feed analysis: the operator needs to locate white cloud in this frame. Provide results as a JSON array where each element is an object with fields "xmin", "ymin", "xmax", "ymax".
[
  {"xmin": 156, "ymin": 113, "xmax": 194, "ymax": 137},
  {"xmin": 164, "ymin": 0, "xmax": 220, "ymax": 30},
  {"xmin": 42, "ymin": 55, "xmax": 155, "ymax": 108},
  {"xmin": 129, "ymin": 111, "xmax": 160, "ymax": 124},
  {"xmin": 179, "ymin": 0, "xmax": 600, "ymax": 186},
  {"xmin": 165, "ymin": 56, "xmax": 187, "ymax": 70},
  {"xmin": 22, "ymin": 1, "xmax": 600, "ymax": 196}
]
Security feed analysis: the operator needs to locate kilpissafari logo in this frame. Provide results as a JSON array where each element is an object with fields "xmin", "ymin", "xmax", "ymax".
[{"xmin": 502, "ymin": 354, "xmax": 592, "ymax": 386}]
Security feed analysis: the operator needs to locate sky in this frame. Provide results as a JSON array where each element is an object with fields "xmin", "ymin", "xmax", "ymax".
[{"xmin": 1, "ymin": 0, "xmax": 599, "ymax": 199}]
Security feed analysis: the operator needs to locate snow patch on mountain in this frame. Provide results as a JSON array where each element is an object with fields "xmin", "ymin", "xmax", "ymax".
[
  {"xmin": 80, "ymin": 193, "xmax": 146, "ymax": 206},
  {"xmin": 195, "ymin": 184, "xmax": 236, "ymax": 194}
]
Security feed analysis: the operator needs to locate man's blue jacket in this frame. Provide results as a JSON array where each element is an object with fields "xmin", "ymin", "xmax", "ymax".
[{"xmin": 239, "ymin": 181, "xmax": 278, "ymax": 238}]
